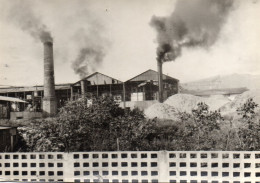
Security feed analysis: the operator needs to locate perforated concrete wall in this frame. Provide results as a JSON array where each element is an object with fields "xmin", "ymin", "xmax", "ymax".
[{"xmin": 0, "ymin": 151, "xmax": 260, "ymax": 182}]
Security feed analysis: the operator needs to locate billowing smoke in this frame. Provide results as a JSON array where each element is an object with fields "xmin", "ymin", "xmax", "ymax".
[
  {"xmin": 4, "ymin": 0, "xmax": 52, "ymax": 42},
  {"xmin": 150, "ymin": 0, "xmax": 234, "ymax": 62},
  {"xmin": 72, "ymin": 46, "xmax": 106, "ymax": 79},
  {"xmin": 71, "ymin": 21, "xmax": 109, "ymax": 79}
]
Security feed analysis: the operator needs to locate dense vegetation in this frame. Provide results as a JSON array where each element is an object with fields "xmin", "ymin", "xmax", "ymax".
[
  {"xmin": 16, "ymin": 96, "xmax": 259, "ymax": 152},
  {"xmin": 17, "ymin": 96, "xmax": 156, "ymax": 152}
]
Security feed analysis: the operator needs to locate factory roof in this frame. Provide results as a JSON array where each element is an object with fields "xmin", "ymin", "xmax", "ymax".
[
  {"xmin": 0, "ymin": 83, "xmax": 72, "ymax": 93},
  {"xmin": 0, "ymin": 96, "xmax": 27, "ymax": 103},
  {"xmin": 126, "ymin": 69, "xmax": 179, "ymax": 82},
  {"xmin": 0, "ymin": 126, "xmax": 15, "ymax": 130},
  {"xmin": 74, "ymin": 72, "xmax": 122, "ymax": 86}
]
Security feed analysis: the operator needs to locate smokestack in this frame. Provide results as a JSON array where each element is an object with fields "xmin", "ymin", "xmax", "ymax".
[
  {"xmin": 80, "ymin": 80, "xmax": 85, "ymax": 97},
  {"xmin": 42, "ymin": 41, "xmax": 57, "ymax": 116},
  {"xmin": 157, "ymin": 60, "xmax": 163, "ymax": 103}
]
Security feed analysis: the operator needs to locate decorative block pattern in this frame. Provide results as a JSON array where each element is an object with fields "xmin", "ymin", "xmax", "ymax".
[{"xmin": 0, "ymin": 151, "xmax": 259, "ymax": 182}]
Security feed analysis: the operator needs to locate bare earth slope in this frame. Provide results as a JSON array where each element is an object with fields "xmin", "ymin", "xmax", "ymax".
[
  {"xmin": 145, "ymin": 74, "xmax": 260, "ymax": 120},
  {"xmin": 145, "ymin": 94, "xmax": 230, "ymax": 120},
  {"xmin": 220, "ymin": 89, "xmax": 260, "ymax": 117}
]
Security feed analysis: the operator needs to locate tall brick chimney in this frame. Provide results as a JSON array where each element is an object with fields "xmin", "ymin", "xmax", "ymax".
[
  {"xmin": 157, "ymin": 60, "xmax": 163, "ymax": 103},
  {"xmin": 80, "ymin": 80, "xmax": 85, "ymax": 97},
  {"xmin": 42, "ymin": 41, "xmax": 57, "ymax": 116}
]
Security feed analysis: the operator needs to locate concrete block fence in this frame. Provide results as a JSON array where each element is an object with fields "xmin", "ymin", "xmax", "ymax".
[{"xmin": 0, "ymin": 151, "xmax": 260, "ymax": 182}]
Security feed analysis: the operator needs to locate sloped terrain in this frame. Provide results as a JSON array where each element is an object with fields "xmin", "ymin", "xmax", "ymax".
[
  {"xmin": 220, "ymin": 89, "xmax": 260, "ymax": 118},
  {"xmin": 164, "ymin": 94, "xmax": 230, "ymax": 112},
  {"xmin": 145, "ymin": 94, "xmax": 230, "ymax": 120},
  {"xmin": 144, "ymin": 103, "xmax": 177, "ymax": 120}
]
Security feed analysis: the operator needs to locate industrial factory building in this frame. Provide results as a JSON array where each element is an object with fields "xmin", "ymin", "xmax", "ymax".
[
  {"xmin": 0, "ymin": 40, "xmax": 179, "ymax": 120},
  {"xmin": 0, "ymin": 70, "xmax": 179, "ymax": 120}
]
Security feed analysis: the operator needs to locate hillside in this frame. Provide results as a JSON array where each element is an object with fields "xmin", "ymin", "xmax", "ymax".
[
  {"xmin": 145, "ymin": 73, "xmax": 260, "ymax": 120},
  {"xmin": 181, "ymin": 74, "xmax": 260, "ymax": 91}
]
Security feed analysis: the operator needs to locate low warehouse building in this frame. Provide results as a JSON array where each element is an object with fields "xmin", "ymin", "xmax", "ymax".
[
  {"xmin": 0, "ymin": 69, "xmax": 179, "ymax": 117},
  {"xmin": 0, "ymin": 126, "xmax": 17, "ymax": 152},
  {"xmin": 0, "ymin": 96, "xmax": 27, "ymax": 120}
]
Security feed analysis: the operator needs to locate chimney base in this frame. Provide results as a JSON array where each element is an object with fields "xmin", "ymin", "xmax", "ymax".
[{"xmin": 43, "ymin": 96, "xmax": 57, "ymax": 117}]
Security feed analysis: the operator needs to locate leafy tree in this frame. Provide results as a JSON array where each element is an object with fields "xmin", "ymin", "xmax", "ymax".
[
  {"xmin": 18, "ymin": 97, "xmax": 260, "ymax": 152},
  {"xmin": 17, "ymin": 119, "xmax": 64, "ymax": 152},
  {"xmin": 236, "ymin": 98, "xmax": 260, "ymax": 150},
  {"xmin": 17, "ymin": 96, "xmax": 155, "ymax": 152},
  {"xmin": 177, "ymin": 102, "xmax": 223, "ymax": 150}
]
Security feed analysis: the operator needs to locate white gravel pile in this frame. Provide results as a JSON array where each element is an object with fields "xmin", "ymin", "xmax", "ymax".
[
  {"xmin": 144, "ymin": 90, "xmax": 260, "ymax": 121},
  {"xmin": 165, "ymin": 94, "xmax": 230, "ymax": 112},
  {"xmin": 145, "ymin": 94, "xmax": 230, "ymax": 120},
  {"xmin": 144, "ymin": 103, "xmax": 178, "ymax": 120},
  {"xmin": 220, "ymin": 89, "xmax": 260, "ymax": 117}
]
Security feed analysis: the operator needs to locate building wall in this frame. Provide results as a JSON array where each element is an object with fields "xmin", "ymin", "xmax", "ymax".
[
  {"xmin": 83, "ymin": 73, "xmax": 121, "ymax": 85},
  {"xmin": 120, "ymin": 100, "xmax": 158, "ymax": 111},
  {"xmin": 0, "ymin": 103, "xmax": 9, "ymax": 119},
  {"xmin": 10, "ymin": 112, "xmax": 43, "ymax": 120},
  {"xmin": 0, "ymin": 127, "xmax": 17, "ymax": 152}
]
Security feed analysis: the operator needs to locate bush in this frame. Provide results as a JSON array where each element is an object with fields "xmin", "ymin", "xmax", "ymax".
[
  {"xmin": 176, "ymin": 102, "xmax": 223, "ymax": 150},
  {"xmin": 17, "ymin": 97, "xmax": 260, "ymax": 152},
  {"xmin": 236, "ymin": 98, "xmax": 260, "ymax": 150},
  {"xmin": 17, "ymin": 96, "xmax": 156, "ymax": 152}
]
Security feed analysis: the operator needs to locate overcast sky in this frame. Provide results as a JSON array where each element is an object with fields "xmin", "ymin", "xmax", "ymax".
[{"xmin": 0, "ymin": 0, "xmax": 259, "ymax": 86}]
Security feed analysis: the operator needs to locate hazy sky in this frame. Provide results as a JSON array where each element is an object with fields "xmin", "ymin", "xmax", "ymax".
[{"xmin": 0, "ymin": 0, "xmax": 259, "ymax": 86}]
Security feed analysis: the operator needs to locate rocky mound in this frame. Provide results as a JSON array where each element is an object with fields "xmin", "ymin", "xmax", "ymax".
[
  {"xmin": 144, "ymin": 103, "xmax": 177, "ymax": 120},
  {"xmin": 164, "ymin": 94, "xmax": 230, "ymax": 112},
  {"xmin": 220, "ymin": 89, "xmax": 260, "ymax": 117},
  {"xmin": 145, "ymin": 94, "xmax": 230, "ymax": 120}
]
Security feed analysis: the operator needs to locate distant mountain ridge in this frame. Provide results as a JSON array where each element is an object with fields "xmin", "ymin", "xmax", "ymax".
[{"xmin": 181, "ymin": 74, "xmax": 260, "ymax": 91}]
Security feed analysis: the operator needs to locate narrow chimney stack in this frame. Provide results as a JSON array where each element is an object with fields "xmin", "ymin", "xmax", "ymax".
[
  {"xmin": 80, "ymin": 80, "xmax": 85, "ymax": 97},
  {"xmin": 43, "ymin": 41, "xmax": 57, "ymax": 116},
  {"xmin": 157, "ymin": 60, "xmax": 163, "ymax": 103}
]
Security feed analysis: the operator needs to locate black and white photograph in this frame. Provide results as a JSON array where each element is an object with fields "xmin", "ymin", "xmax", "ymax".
[{"xmin": 0, "ymin": 0, "xmax": 260, "ymax": 182}]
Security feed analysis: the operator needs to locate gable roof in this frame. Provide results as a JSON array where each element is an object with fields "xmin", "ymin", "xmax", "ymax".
[
  {"xmin": 126, "ymin": 69, "xmax": 179, "ymax": 82},
  {"xmin": 74, "ymin": 72, "xmax": 122, "ymax": 86}
]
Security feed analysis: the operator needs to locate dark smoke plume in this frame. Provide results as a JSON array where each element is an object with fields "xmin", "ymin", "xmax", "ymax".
[
  {"xmin": 72, "ymin": 46, "xmax": 106, "ymax": 79},
  {"xmin": 5, "ymin": 1, "xmax": 52, "ymax": 42},
  {"xmin": 71, "ymin": 25, "xmax": 109, "ymax": 79},
  {"xmin": 150, "ymin": 0, "xmax": 234, "ymax": 62}
]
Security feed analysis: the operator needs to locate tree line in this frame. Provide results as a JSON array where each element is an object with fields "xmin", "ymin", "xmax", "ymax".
[{"xmin": 16, "ymin": 96, "xmax": 259, "ymax": 152}]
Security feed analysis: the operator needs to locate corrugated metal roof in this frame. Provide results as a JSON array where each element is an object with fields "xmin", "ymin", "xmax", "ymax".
[
  {"xmin": 0, "ymin": 96, "xmax": 27, "ymax": 103},
  {"xmin": 127, "ymin": 69, "xmax": 179, "ymax": 82},
  {"xmin": 74, "ymin": 72, "xmax": 122, "ymax": 86},
  {"xmin": 0, "ymin": 84, "xmax": 71, "ymax": 93},
  {"xmin": 0, "ymin": 126, "xmax": 14, "ymax": 130}
]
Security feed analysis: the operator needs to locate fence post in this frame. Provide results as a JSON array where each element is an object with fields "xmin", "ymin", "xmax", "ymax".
[
  {"xmin": 158, "ymin": 151, "xmax": 168, "ymax": 182},
  {"xmin": 63, "ymin": 153, "xmax": 74, "ymax": 182}
]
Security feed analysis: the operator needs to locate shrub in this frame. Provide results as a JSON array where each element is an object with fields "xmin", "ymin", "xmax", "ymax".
[
  {"xmin": 17, "ymin": 96, "xmax": 155, "ymax": 152},
  {"xmin": 176, "ymin": 102, "xmax": 223, "ymax": 150},
  {"xmin": 236, "ymin": 98, "xmax": 260, "ymax": 150}
]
